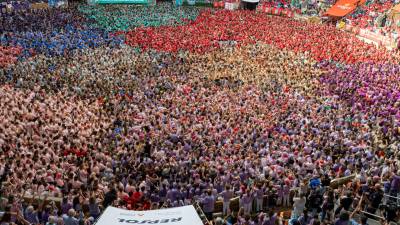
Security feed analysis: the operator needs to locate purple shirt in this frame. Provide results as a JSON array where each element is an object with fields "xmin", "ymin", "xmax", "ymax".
[
  {"xmin": 390, "ymin": 175, "xmax": 400, "ymax": 192},
  {"xmin": 159, "ymin": 188, "xmax": 167, "ymax": 198},
  {"xmin": 221, "ymin": 190, "xmax": 233, "ymax": 202},
  {"xmin": 264, "ymin": 215, "xmax": 277, "ymax": 225},
  {"xmin": 24, "ymin": 211, "xmax": 39, "ymax": 224},
  {"xmin": 61, "ymin": 202, "xmax": 72, "ymax": 215},
  {"xmin": 241, "ymin": 193, "xmax": 253, "ymax": 204},
  {"xmin": 255, "ymin": 188, "xmax": 264, "ymax": 199},
  {"xmin": 277, "ymin": 186, "xmax": 284, "ymax": 197},
  {"xmin": 202, "ymin": 195, "xmax": 215, "ymax": 213},
  {"xmin": 284, "ymin": 185, "xmax": 291, "ymax": 195},
  {"xmin": 166, "ymin": 188, "xmax": 179, "ymax": 202}
]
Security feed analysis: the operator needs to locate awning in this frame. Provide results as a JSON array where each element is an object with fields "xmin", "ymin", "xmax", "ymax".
[
  {"xmin": 325, "ymin": 0, "xmax": 366, "ymax": 17},
  {"xmin": 95, "ymin": 206, "xmax": 204, "ymax": 225}
]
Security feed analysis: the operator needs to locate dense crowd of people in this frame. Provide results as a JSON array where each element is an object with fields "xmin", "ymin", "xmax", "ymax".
[
  {"xmin": 78, "ymin": 3, "xmax": 202, "ymax": 31},
  {"xmin": 344, "ymin": 0, "xmax": 400, "ymax": 42},
  {"xmin": 0, "ymin": 6, "xmax": 124, "ymax": 60},
  {"xmin": 125, "ymin": 10, "xmax": 399, "ymax": 63},
  {"xmin": 0, "ymin": 2, "xmax": 400, "ymax": 225},
  {"xmin": 348, "ymin": 0, "xmax": 395, "ymax": 28},
  {"xmin": 0, "ymin": 46, "xmax": 21, "ymax": 68},
  {"xmin": 258, "ymin": 0, "xmax": 333, "ymax": 16},
  {"xmin": 0, "ymin": 2, "xmax": 201, "ymax": 65}
]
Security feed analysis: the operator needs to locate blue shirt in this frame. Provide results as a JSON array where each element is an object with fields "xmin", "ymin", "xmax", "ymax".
[
  {"xmin": 24, "ymin": 210, "xmax": 39, "ymax": 224},
  {"xmin": 62, "ymin": 215, "xmax": 79, "ymax": 225}
]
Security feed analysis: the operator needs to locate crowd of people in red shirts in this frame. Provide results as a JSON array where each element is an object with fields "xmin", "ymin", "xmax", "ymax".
[{"xmin": 125, "ymin": 10, "xmax": 398, "ymax": 64}]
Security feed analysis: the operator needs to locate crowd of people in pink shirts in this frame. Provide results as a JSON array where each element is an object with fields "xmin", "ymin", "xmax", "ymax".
[{"xmin": 0, "ymin": 46, "xmax": 22, "ymax": 68}]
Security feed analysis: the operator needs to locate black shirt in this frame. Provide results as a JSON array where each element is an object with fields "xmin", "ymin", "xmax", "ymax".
[
  {"xmin": 369, "ymin": 191, "xmax": 383, "ymax": 209},
  {"xmin": 103, "ymin": 189, "xmax": 117, "ymax": 208},
  {"xmin": 341, "ymin": 197, "xmax": 353, "ymax": 210}
]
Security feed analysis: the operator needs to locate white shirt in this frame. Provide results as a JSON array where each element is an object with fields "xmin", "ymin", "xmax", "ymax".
[{"xmin": 293, "ymin": 197, "xmax": 306, "ymax": 215}]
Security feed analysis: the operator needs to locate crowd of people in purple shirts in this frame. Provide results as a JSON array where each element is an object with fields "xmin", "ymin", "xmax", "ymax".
[{"xmin": 0, "ymin": 2, "xmax": 400, "ymax": 225}]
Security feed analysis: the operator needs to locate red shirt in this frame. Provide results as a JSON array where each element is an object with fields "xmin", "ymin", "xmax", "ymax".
[{"xmin": 132, "ymin": 191, "xmax": 143, "ymax": 203}]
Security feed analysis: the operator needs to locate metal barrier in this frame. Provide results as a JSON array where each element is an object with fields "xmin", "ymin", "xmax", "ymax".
[
  {"xmin": 193, "ymin": 201, "xmax": 210, "ymax": 225},
  {"xmin": 7, "ymin": 173, "xmax": 397, "ymax": 224},
  {"xmin": 384, "ymin": 194, "xmax": 400, "ymax": 200},
  {"xmin": 330, "ymin": 174, "xmax": 357, "ymax": 189},
  {"xmin": 160, "ymin": 201, "xmax": 168, "ymax": 209},
  {"xmin": 22, "ymin": 194, "xmax": 62, "ymax": 208},
  {"xmin": 359, "ymin": 210, "xmax": 385, "ymax": 220}
]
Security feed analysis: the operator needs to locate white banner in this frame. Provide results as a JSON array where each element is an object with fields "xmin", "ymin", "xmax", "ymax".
[
  {"xmin": 95, "ymin": 206, "xmax": 204, "ymax": 225},
  {"xmin": 358, "ymin": 28, "xmax": 395, "ymax": 48}
]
